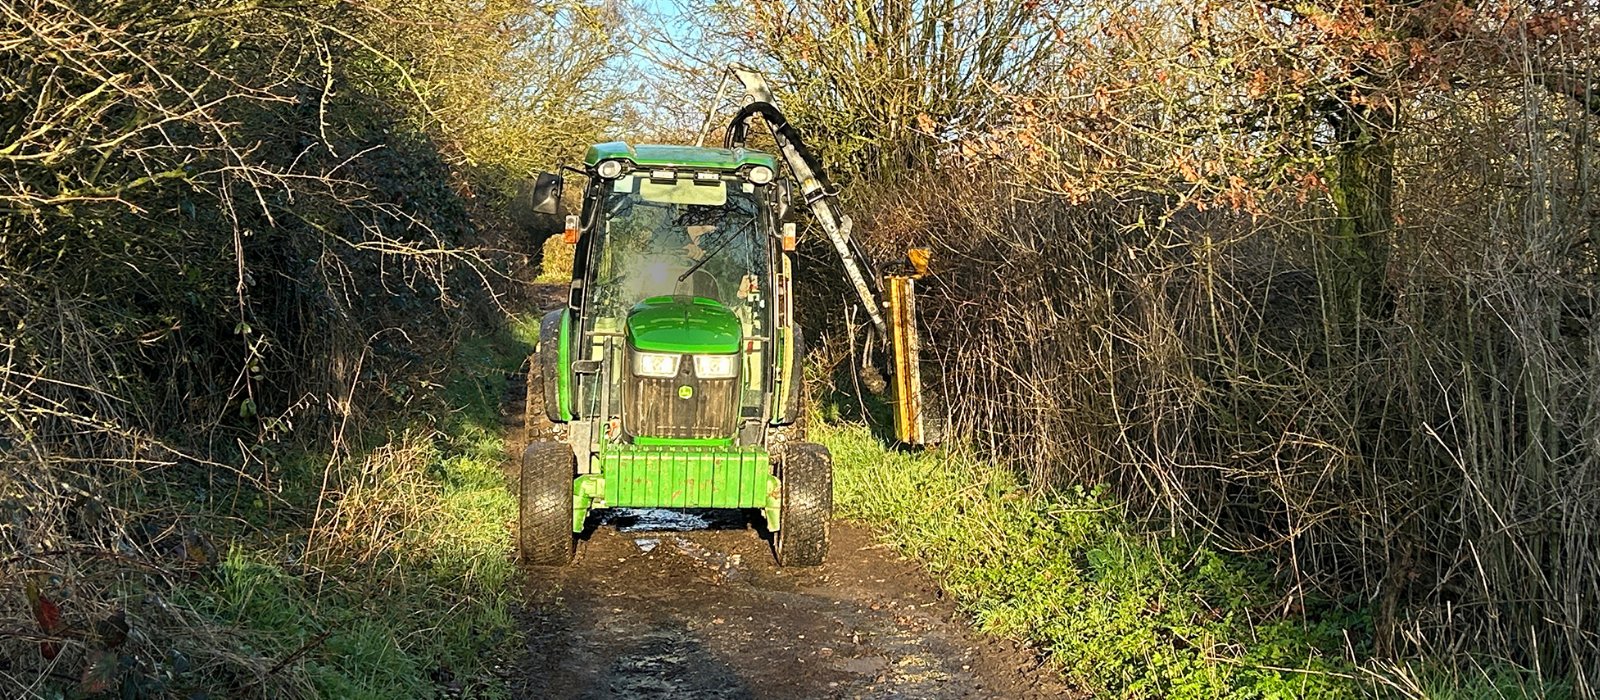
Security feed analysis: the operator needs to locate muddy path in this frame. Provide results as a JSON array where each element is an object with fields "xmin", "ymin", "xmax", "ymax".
[
  {"xmin": 499, "ymin": 350, "xmax": 1073, "ymax": 699},
  {"xmin": 510, "ymin": 516, "xmax": 1071, "ymax": 700}
]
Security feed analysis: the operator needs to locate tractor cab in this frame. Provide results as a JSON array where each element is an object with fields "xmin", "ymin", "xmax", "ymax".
[{"xmin": 574, "ymin": 144, "xmax": 786, "ymax": 446}]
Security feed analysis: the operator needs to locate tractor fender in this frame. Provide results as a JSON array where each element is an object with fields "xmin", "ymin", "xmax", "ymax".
[{"xmin": 777, "ymin": 326, "xmax": 806, "ymax": 426}]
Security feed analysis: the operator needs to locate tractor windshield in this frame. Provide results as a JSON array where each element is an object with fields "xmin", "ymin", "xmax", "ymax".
[{"xmin": 587, "ymin": 175, "xmax": 770, "ymax": 327}]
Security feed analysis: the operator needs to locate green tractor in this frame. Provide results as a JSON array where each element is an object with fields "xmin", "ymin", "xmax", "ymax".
[{"xmin": 519, "ymin": 68, "xmax": 934, "ymax": 567}]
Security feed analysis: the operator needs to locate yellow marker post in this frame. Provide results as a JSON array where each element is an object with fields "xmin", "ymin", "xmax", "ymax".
[{"xmin": 886, "ymin": 274, "xmax": 925, "ymax": 445}]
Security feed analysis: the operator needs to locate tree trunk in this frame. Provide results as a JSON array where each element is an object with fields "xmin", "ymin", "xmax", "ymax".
[{"xmin": 1327, "ymin": 97, "xmax": 1397, "ymax": 325}]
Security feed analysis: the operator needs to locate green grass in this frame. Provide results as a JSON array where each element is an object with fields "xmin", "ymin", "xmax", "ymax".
[
  {"xmin": 160, "ymin": 317, "xmax": 539, "ymax": 698},
  {"xmin": 818, "ymin": 421, "xmax": 1578, "ymax": 699},
  {"xmin": 818, "ymin": 421, "xmax": 1368, "ymax": 699},
  {"xmin": 1414, "ymin": 671, "xmax": 1573, "ymax": 700}
]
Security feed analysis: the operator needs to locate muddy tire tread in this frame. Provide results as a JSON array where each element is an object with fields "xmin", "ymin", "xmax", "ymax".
[
  {"xmin": 524, "ymin": 352, "xmax": 554, "ymax": 441},
  {"xmin": 520, "ymin": 442, "xmax": 575, "ymax": 566},
  {"xmin": 776, "ymin": 442, "xmax": 831, "ymax": 567},
  {"xmin": 537, "ymin": 309, "xmax": 565, "ymax": 424}
]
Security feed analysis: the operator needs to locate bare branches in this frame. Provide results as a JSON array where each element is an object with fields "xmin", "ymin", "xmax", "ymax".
[
  {"xmin": 736, "ymin": 0, "xmax": 1600, "ymax": 690},
  {"xmin": 0, "ymin": 0, "xmax": 621, "ymax": 694},
  {"xmin": 702, "ymin": 0, "xmax": 1073, "ymax": 181}
]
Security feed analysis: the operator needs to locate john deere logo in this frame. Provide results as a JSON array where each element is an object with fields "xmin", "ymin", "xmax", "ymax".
[{"xmin": 677, "ymin": 385, "xmax": 694, "ymax": 400}]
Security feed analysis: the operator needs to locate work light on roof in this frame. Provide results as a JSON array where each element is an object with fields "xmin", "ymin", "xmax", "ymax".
[
  {"xmin": 595, "ymin": 160, "xmax": 624, "ymax": 179},
  {"xmin": 746, "ymin": 165, "xmax": 774, "ymax": 185}
]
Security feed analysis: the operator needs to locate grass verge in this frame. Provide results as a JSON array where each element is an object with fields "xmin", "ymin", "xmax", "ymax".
[
  {"xmin": 815, "ymin": 421, "xmax": 1570, "ymax": 700},
  {"xmin": 149, "ymin": 318, "xmax": 537, "ymax": 698}
]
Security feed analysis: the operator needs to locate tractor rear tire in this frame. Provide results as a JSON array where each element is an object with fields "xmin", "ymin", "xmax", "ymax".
[
  {"xmin": 536, "ymin": 310, "xmax": 565, "ymax": 425},
  {"xmin": 519, "ymin": 441, "xmax": 575, "ymax": 566},
  {"xmin": 524, "ymin": 352, "xmax": 554, "ymax": 441},
  {"xmin": 775, "ymin": 442, "xmax": 831, "ymax": 567}
]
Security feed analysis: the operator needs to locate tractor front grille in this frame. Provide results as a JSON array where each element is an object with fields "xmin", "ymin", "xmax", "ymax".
[{"xmin": 624, "ymin": 372, "xmax": 739, "ymax": 440}]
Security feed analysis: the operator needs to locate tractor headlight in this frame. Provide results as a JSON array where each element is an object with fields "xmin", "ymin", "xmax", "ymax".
[
  {"xmin": 596, "ymin": 160, "xmax": 624, "ymax": 179},
  {"xmin": 746, "ymin": 165, "xmax": 774, "ymax": 185},
  {"xmin": 632, "ymin": 351, "xmax": 681, "ymax": 378},
  {"xmin": 692, "ymin": 354, "xmax": 739, "ymax": 379}
]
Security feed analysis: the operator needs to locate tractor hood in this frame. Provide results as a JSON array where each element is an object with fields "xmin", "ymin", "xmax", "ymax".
[{"xmin": 626, "ymin": 296, "xmax": 741, "ymax": 355}]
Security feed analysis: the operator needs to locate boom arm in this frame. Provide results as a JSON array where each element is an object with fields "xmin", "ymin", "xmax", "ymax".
[
  {"xmin": 723, "ymin": 66, "xmax": 889, "ymax": 338},
  {"xmin": 722, "ymin": 66, "xmax": 937, "ymax": 445}
]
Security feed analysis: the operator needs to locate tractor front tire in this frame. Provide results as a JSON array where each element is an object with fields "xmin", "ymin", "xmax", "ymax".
[
  {"xmin": 520, "ymin": 442, "xmax": 575, "ymax": 566},
  {"xmin": 775, "ymin": 442, "xmax": 832, "ymax": 567}
]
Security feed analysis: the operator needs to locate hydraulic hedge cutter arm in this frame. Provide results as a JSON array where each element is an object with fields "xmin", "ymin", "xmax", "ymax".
[{"xmin": 714, "ymin": 66, "xmax": 937, "ymax": 446}]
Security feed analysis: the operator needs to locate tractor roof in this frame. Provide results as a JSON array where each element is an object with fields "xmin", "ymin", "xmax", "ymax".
[{"xmin": 584, "ymin": 142, "xmax": 778, "ymax": 172}]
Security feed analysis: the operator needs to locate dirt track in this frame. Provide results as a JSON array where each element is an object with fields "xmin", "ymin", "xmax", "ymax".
[{"xmin": 502, "ymin": 358, "xmax": 1073, "ymax": 699}]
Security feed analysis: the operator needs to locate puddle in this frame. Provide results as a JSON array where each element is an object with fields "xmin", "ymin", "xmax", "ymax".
[{"xmin": 607, "ymin": 508, "xmax": 733, "ymax": 532}]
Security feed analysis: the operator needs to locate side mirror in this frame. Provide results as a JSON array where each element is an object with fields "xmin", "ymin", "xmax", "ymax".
[{"xmin": 530, "ymin": 171, "xmax": 563, "ymax": 215}]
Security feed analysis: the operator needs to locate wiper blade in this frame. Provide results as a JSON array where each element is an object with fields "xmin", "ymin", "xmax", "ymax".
[{"xmin": 677, "ymin": 219, "xmax": 754, "ymax": 283}]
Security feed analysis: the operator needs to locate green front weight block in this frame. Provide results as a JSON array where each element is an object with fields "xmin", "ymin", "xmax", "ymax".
[{"xmin": 571, "ymin": 445, "xmax": 778, "ymax": 532}]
